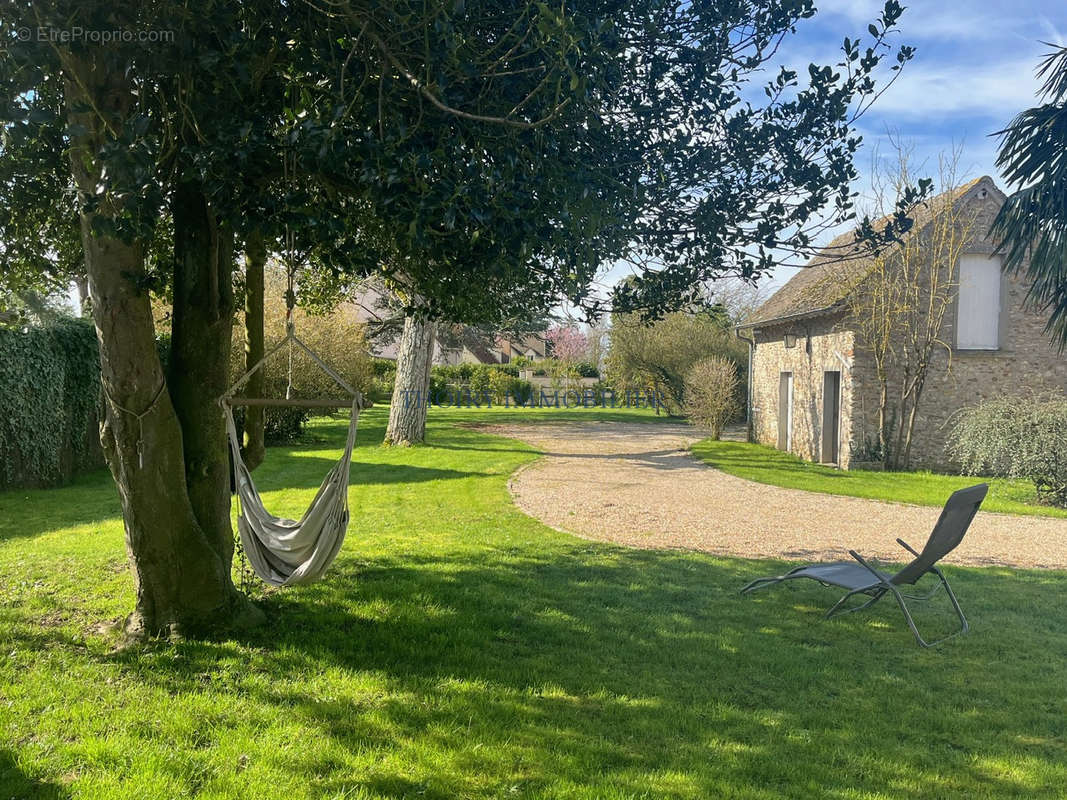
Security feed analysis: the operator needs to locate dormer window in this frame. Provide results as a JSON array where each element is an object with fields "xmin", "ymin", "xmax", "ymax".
[{"xmin": 956, "ymin": 254, "xmax": 1001, "ymax": 350}]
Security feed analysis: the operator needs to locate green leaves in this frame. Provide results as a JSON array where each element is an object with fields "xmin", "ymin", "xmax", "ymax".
[
  {"xmin": 0, "ymin": 0, "xmax": 916, "ymax": 330},
  {"xmin": 0, "ymin": 319, "xmax": 101, "ymax": 488},
  {"xmin": 991, "ymin": 44, "xmax": 1067, "ymax": 349}
]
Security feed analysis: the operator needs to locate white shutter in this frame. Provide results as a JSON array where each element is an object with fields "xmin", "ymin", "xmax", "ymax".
[{"xmin": 957, "ymin": 255, "xmax": 1001, "ymax": 349}]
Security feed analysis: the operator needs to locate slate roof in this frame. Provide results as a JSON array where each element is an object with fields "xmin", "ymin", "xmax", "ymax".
[{"xmin": 740, "ymin": 176, "xmax": 1001, "ymax": 329}]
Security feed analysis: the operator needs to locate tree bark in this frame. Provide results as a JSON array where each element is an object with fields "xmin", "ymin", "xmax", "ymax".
[
  {"xmin": 877, "ymin": 381, "xmax": 891, "ymax": 470},
  {"xmin": 385, "ymin": 315, "xmax": 436, "ymax": 445},
  {"xmin": 74, "ymin": 275, "xmax": 90, "ymax": 316},
  {"xmin": 63, "ymin": 54, "xmax": 257, "ymax": 639},
  {"xmin": 169, "ymin": 182, "xmax": 239, "ymax": 564},
  {"xmin": 241, "ymin": 229, "xmax": 267, "ymax": 470}
]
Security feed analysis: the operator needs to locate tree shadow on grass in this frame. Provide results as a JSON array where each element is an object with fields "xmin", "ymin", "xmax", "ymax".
[
  {"xmin": 98, "ymin": 548, "xmax": 1067, "ymax": 798},
  {"xmin": 250, "ymin": 458, "xmax": 488, "ymax": 493},
  {"xmin": 0, "ymin": 750, "xmax": 68, "ymax": 799},
  {"xmin": 0, "ymin": 468, "xmax": 120, "ymax": 542}
]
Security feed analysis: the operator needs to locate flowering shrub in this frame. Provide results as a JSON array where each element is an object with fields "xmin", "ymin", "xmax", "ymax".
[{"xmin": 545, "ymin": 325, "xmax": 591, "ymax": 364}]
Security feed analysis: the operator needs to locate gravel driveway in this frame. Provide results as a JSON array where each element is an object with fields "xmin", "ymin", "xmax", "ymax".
[{"xmin": 490, "ymin": 421, "xmax": 1067, "ymax": 569}]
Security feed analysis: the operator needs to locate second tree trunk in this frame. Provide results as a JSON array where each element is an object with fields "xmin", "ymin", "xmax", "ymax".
[{"xmin": 385, "ymin": 315, "xmax": 436, "ymax": 445}]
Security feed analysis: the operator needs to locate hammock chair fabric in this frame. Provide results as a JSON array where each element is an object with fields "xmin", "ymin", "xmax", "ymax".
[{"xmin": 224, "ymin": 400, "xmax": 359, "ymax": 587}]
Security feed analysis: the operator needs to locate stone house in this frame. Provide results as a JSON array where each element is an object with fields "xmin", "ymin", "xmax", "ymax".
[
  {"xmin": 348, "ymin": 281, "xmax": 546, "ymax": 365},
  {"xmin": 736, "ymin": 176, "xmax": 1067, "ymax": 470}
]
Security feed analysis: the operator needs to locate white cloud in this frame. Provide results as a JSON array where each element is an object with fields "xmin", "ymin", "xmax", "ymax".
[
  {"xmin": 1038, "ymin": 16, "xmax": 1065, "ymax": 46},
  {"xmin": 815, "ymin": 0, "xmax": 1023, "ymax": 41},
  {"xmin": 869, "ymin": 55, "xmax": 1041, "ymax": 118}
]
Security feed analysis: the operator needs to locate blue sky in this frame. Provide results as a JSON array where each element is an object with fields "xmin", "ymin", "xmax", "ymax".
[
  {"xmin": 590, "ymin": 0, "xmax": 1066, "ymax": 309},
  {"xmin": 812, "ymin": 0, "xmax": 1063, "ymax": 181},
  {"xmin": 761, "ymin": 0, "xmax": 1066, "ymax": 291}
]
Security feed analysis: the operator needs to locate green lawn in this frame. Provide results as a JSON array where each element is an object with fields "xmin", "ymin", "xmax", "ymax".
[
  {"xmin": 1, "ymin": 406, "xmax": 1066, "ymax": 799},
  {"xmin": 691, "ymin": 439, "xmax": 1067, "ymax": 519}
]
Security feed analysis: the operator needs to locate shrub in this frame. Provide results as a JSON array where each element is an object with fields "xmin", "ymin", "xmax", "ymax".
[
  {"xmin": 263, "ymin": 407, "xmax": 312, "ymax": 443},
  {"xmin": 589, "ymin": 379, "xmax": 615, "ymax": 398},
  {"xmin": 0, "ymin": 318, "xmax": 104, "ymax": 488},
  {"xmin": 509, "ymin": 355, "xmax": 533, "ymax": 372},
  {"xmin": 539, "ymin": 357, "xmax": 582, "ymax": 390},
  {"xmin": 368, "ymin": 358, "xmax": 396, "ymax": 404},
  {"xmin": 947, "ymin": 393, "xmax": 1067, "ymax": 507},
  {"xmin": 451, "ymin": 363, "xmax": 475, "ymax": 382},
  {"xmin": 488, "ymin": 369, "xmax": 534, "ymax": 404},
  {"xmin": 431, "ymin": 364, "xmax": 481, "ymax": 397},
  {"xmin": 575, "ymin": 361, "xmax": 600, "ymax": 378},
  {"xmin": 428, "ymin": 369, "xmax": 448, "ymax": 402},
  {"xmin": 468, "ymin": 364, "xmax": 493, "ymax": 399},
  {"xmin": 429, "ymin": 363, "xmax": 535, "ymax": 405},
  {"xmin": 371, "ymin": 357, "xmax": 396, "ymax": 378},
  {"xmin": 607, "ymin": 311, "xmax": 746, "ymax": 415},
  {"xmin": 683, "ymin": 356, "xmax": 740, "ymax": 439}
]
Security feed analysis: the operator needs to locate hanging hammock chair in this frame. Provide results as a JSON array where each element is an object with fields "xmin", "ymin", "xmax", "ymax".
[{"xmin": 221, "ymin": 323, "xmax": 366, "ymax": 587}]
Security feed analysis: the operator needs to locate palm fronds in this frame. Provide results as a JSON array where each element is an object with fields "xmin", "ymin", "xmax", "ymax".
[{"xmin": 991, "ymin": 45, "xmax": 1067, "ymax": 350}]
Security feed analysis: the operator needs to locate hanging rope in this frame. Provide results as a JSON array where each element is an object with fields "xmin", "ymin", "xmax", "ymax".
[
  {"xmin": 101, "ymin": 378, "xmax": 167, "ymax": 469},
  {"xmin": 283, "ymin": 149, "xmax": 297, "ymax": 400},
  {"xmin": 219, "ymin": 141, "xmax": 364, "ymax": 589}
]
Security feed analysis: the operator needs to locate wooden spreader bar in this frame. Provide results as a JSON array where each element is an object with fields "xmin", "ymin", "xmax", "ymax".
[{"xmin": 225, "ymin": 397, "xmax": 358, "ymax": 409}]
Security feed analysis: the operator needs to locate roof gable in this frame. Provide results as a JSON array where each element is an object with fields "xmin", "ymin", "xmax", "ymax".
[{"xmin": 741, "ymin": 176, "xmax": 1004, "ymax": 328}]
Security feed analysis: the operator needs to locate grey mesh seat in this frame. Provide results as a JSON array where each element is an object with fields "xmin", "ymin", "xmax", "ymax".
[{"xmin": 741, "ymin": 484, "xmax": 988, "ymax": 647}]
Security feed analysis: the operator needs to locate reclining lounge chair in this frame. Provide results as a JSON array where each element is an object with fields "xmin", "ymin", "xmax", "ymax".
[{"xmin": 740, "ymin": 484, "xmax": 988, "ymax": 647}]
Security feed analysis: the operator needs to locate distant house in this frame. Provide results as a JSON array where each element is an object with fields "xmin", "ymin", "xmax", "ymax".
[
  {"xmin": 736, "ymin": 176, "xmax": 1067, "ymax": 470},
  {"xmin": 496, "ymin": 334, "xmax": 548, "ymax": 363},
  {"xmin": 348, "ymin": 283, "xmax": 546, "ymax": 366},
  {"xmin": 434, "ymin": 338, "xmax": 500, "ymax": 366},
  {"xmin": 435, "ymin": 333, "xmax": 547, "ymax": 366}
]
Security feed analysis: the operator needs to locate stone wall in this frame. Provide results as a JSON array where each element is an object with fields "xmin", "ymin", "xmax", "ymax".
[
  {"xmin": 749, "ymin": 182, "xmax": 1067, "ymax": 472},
  {"xmin": 847, "ymin": 188, "xmax": 1067, "ymax": 469},
  {"xmin": 748, "ymin": 314, "xmax": 858, "ymax": 468},
  {"xmin": 905, "ymin": 292, "xmax": 1066, "ymax": 470}
]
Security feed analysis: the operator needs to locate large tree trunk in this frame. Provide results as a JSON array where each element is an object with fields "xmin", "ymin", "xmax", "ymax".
[
  {"xmin": 169, "ymin": 182, "xmax": 239, "ymax": 563},
  {"xmin": 64, "ymin": 55, "xmax": 256, "ymax": 639},
  {"xmin": 241, "ymin": 230, "xmax": 267, "ymax": 469},
  {"xmin": 385, "ymin": 315, "xmax": 436, "ymax": 445}
]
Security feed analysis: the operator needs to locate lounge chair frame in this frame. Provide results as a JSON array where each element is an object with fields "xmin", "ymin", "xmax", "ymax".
[{"xmin": 741, "ymin": 484, "xmax": 987, "ymax": 647}]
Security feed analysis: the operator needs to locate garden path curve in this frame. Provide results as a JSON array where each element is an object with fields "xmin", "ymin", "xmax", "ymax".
[{"xmin": 489, "ymin": 421, "xmax": 1067, "ymax": 569}]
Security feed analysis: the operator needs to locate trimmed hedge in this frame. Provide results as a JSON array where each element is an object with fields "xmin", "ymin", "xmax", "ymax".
[
  {"xmin": 0, "ymin": 318, "xmax": 104, "ymax": 488},
  {"xmin": 429, "ymin": 363, "xmax": 534, "ymax": 405}
]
